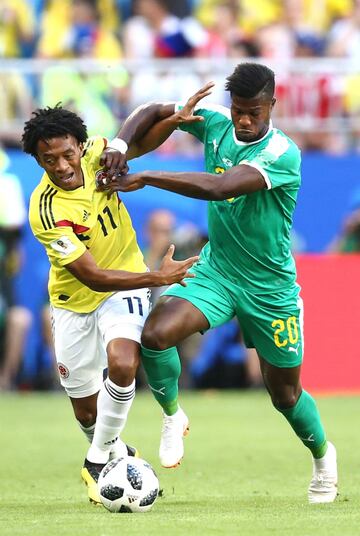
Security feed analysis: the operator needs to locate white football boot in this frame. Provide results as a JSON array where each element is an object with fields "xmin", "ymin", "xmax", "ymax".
[
  {"xmin": 159, "ymin": 407, "xmax": 189, "ymax": 468},
  {"xmin": 308, "ymin": 441, "xmax": 338, "ymax": 504}
]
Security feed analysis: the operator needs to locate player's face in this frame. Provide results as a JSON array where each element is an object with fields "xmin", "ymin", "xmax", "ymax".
[
  {"xmin": 36, "ymin": 135, "xmax": 84, "ymax": 191},
  {"xmin": 230, "ymin": 94, "xmax": 275, "ymax": 142}
]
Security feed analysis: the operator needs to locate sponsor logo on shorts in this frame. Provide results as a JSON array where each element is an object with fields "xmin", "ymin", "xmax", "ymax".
[
  {"xmin": 288, "ymin": 343, "xmax": 300, "ymax": 355},
  {"xmin": 58, "ymin": 363, "xmax": 69, "ymax": 379}
]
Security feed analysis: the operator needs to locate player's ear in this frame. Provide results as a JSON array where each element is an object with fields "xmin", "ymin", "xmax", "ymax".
[{"xmin": 271, "ymin": 97, "xmax": 276, "ymax": 109}]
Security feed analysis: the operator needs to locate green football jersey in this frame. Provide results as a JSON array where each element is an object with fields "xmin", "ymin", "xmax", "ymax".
[{"xmin": 177, "ymin": 103, "xmax": 301, "ymax": 291}]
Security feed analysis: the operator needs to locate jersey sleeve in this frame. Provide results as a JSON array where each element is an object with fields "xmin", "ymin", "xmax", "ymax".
[
  {"xmin": 32, "ymin": 225, "xmax": 86, "ymax": 267},
  {"xmin": 175, "ymin": 103, "xmax": 231, "ymax": 143},
  {"xmin": 239, "ymin": 132, "xmax": 301, "ymax": 190},
  {"xmin": 29, "ymin": 185, "xmax": 87, "ymax": 267}
]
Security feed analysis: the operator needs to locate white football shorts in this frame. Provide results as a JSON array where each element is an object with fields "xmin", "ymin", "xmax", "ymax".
[{"xmin": 51, "ymin": 288, "xmax": 151, "ymax": 398}]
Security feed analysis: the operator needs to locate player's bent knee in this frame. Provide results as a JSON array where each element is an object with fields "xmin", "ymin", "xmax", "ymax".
[
  {"xmin": 108, "ymin": 356, "xmax": 138, "ymax": 385},
  {"xmin": 272, "ymin": 393, "xmax": 299, "ymax": 410},
  {"xmin": 141, "ymin": 326, "xmax": 171, "ymax": 351}
]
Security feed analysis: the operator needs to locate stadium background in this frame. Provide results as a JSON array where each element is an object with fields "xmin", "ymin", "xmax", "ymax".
[{"xmin": 1, "ymin": 0, "xmax": 360, "ymax": 392}]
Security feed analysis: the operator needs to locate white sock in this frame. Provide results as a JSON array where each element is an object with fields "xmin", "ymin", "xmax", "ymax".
[
  {"xmin": 87, "ymin": 378, "xmax": 135, "ymax": 464},
  {"xmin": 78, "ymin": 422, "xmax": 95, "ymax": 443},
  {"xmin": 78, "ymin": 420, "xmax": 128, "ymax": 459}
]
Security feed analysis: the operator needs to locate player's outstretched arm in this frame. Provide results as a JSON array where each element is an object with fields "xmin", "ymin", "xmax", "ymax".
[
  {"xmin": 131, "ymin": 82, "xmax": 215, "ymax": 158},
  {"xmin": 98, "ymin": 164, "xmax": 267, "ymax": 200},
  {"xmin": 98, "ymin": 102, "xmax": 177, "ymax": 179},
  {"xmin": 116, "ymin": 102, "xmax": 177, "ymax": 160},
  {"xmin": 98, "ymin": 82, "xmax": 214, "ymax": 181},
  {"xmin": 102, "ymin": 82, "xmax": 215, "ymax": 170},
  {"xmin": 65, "ymin": 246, "xmax": 198, "ymax": 292}
]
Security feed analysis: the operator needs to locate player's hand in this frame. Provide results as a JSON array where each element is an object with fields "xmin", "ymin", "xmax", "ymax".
[
  {"xmin": 99, "ymin": 148, "xmax": 129, "ymax": 179},
  {"xmin": 174, "ymin": 81, "xmax": 215, "ymax": 125},
  {"xmin": 157, "ymin": 244, "xmax": 199, "ymax": 287},
  {"xmin": 97, "ymin": 172, "xmax": 145, "ymax": 198}
]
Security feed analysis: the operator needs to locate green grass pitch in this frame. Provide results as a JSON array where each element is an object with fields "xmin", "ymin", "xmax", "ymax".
[{"xmin": 1, "ymin": 390, "xmax": 359, "ymax": 536}]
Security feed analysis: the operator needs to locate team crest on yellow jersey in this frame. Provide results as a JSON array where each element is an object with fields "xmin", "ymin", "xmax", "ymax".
[{"xmin": 95, "ymin": 169, "xmax": 109, "ymax": 188}]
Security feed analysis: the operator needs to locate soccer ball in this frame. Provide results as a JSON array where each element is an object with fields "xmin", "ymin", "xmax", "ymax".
[{"xmin": 98, "ymin": 456, "xmax": 159, "ymax": 513}]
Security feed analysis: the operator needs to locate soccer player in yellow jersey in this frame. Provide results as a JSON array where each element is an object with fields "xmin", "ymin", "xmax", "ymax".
[{"xmin": 22, "ymin": 105, "xmax": 198, "ymax": 504}]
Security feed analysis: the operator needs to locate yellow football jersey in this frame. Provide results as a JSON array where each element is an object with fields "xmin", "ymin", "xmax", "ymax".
[{"xmin": 29, "ymin": 136, "xmax": 146, "ymax": 313}]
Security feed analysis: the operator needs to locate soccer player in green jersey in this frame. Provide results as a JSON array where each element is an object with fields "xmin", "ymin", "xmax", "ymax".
[{"xmin": 99, "ymin": 63, "xmax": 338, "ymax": 504}]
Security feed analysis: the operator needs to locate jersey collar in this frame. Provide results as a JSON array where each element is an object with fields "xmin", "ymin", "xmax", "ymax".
[{"xmin": 232, "ymin": 120, "xmax": 273, "ymax": 146}]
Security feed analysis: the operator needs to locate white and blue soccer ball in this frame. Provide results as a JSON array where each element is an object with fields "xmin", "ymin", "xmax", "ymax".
[{"xmin": 98, "ymin": 456, "xmax": 159, "ymax": 513}]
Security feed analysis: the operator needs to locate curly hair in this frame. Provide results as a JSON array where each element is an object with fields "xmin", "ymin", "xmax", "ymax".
[
  {"xmin": 22, "ymin": 104, "xmax": 88, "ymax": 158},
  {"xmin": 225, "ymin": 62, "xmax": 275, "ymax": 100}
]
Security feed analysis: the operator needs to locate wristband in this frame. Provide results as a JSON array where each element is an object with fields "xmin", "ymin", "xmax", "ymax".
[{"xmin": 108, "ymin": 138, "xmax": 128, "ymax": 154}]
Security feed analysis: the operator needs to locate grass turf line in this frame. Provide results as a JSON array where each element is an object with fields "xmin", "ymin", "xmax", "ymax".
[{"xmin": 1, "ymin": 390, "xmax": 359, "ymax": 536}]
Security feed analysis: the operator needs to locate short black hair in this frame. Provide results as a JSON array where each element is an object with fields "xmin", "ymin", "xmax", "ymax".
[
  {"xmin": 225, "ymin": 62, "xmax": 275, "ymax": 100},
  {"xmin": 22, "ymin": 104, "xmax": 88, "ymax": 158}
]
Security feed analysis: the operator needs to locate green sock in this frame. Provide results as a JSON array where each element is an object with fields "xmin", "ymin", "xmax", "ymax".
[
  {"xmin": 141, "ymin": 345, "xmax": 181, "ymax": 416},
  {"xmin": 277, "ymin": 390, "xmax": 327, "ymax": 459}
]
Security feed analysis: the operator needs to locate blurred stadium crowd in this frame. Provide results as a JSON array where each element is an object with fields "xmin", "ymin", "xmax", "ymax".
[
  {"xmin": 1, "ymin": 0, "xmax": 360, "ymax": 152},
  {"xmin": 1, "ymin": 0, "xmax": 360, "ymax": 392}
]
